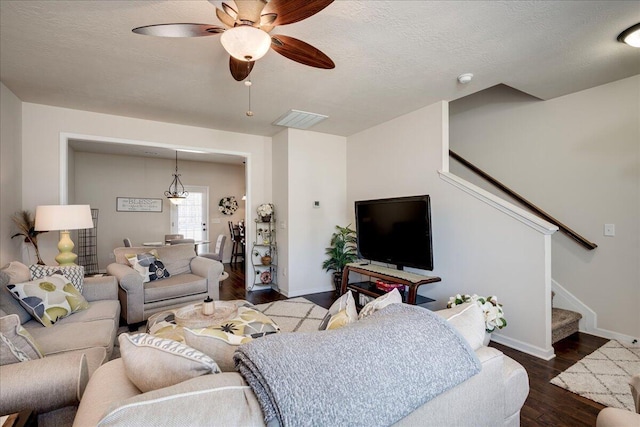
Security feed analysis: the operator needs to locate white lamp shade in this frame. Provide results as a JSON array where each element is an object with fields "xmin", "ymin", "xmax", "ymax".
[
  {"xmin": 220, "ymin": 26, "xmax": 271, "ymax": 61},
  {"xmin": 35, "ymin": 205, "xmax": 94, "ymax": 231}
]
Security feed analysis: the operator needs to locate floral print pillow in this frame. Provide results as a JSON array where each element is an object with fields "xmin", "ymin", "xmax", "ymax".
[
  {"xmin": 6, "ymin": 274, "xmax": 89, "ymax": 327},
  {"xmin": 126, "ymin": 251, "xmax": 170, "ymax": 283}
]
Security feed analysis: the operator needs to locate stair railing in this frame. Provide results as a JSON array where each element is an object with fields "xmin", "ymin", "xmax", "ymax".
[{"xmin": 449, "ymin": 150, "xmax": 597, "ymax": 250}]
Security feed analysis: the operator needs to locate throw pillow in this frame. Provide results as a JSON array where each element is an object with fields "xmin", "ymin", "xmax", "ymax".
[
  {"xmin": 6, "ymin": 274, "xmax": 89, "ymax": 327},
  {"xmin": 126, "ymin": 251, "xmax": 170, "ymax": 283},
  {"xmin": 318, "ymin": 290, "xmax": 357, "ymax": 331},
  {"xmin": 183, "ymin": 307, "xmax": 280, "ymax": 372},
  {"xmin": 0, "ymin": 314, "xmax": 43, "ymax": 365},
  {"xmin": 2, "ymin": 262, "xmax": 30, "ymax": 284},
  {"xmin": 119, "ymin": 333, "xmax": 220, "ymax": 393},
  {"xmin": 358, "ymin": 288, "xmax": 403, "ymax": 320},
  {"xmin": 29, "ymin": 264, "xmax": 84, "ymax": 293},
  {"xmin": 434, "ymin": 302, "xmax": 485, "ymax": 350}
]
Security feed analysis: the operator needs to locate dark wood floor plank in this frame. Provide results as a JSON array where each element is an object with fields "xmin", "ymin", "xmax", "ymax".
[{"xmin": 221, "ymin": 263, "xmax": 609, "ymax": 427}]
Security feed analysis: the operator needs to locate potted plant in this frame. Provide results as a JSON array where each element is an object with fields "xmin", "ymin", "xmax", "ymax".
[
  {"xmin": 322, "ymin": 224, "xmax": 357, "ymax": 294},
  {"xmin": 256, "ymin": 203, "xmax": 274, "ymax": 222},
  {"xmin": 447, "ymin": 294, "xmax": 507, "ymax": 344},
  {"xmin": 11, "ymin": 210, "xmax": 47, "ymax": 265}
]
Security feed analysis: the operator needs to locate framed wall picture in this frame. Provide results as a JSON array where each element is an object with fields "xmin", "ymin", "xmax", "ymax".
[{"xmin": 116, "ymin": 197, "xmax": 163, "ymax": 213}]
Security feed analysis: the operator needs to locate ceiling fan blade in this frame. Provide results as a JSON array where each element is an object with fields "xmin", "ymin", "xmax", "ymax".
[
  {"xmin": 216, "ymin": 7, "xmax": 236, "ymax": 28},
  {"xmin": 229, "ymin": 56, "xmax": 255, "ymax": 81},
  {"xmin": 260, "ymin": 13, "xmax": 277, "ymax": 26},
  {"xmin": 221, "ymin": 2, "xmax": 238, "ymax": 19},
  {"xmin": 265, "ymin": 0, "xmax": 334, "ymax": 26},
  {"xmin": 132, "ymin": 23, "xmax": 224, "ymax": 37},
  {"xmin": 234, "ymin": 0, "xmax": 268, "ymax": 24},
  {"xmin": 270, "ymin": 35, "xmax": 334, "ymax": 69}
]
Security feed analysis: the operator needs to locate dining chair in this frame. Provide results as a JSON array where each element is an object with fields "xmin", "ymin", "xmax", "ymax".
[
  {"xmin": 123, "ymin": 238, "xmax": 132, "ymax": 247},
  {"xmin": 169, "ymin": 238, "xmax": 195, "ymax": 245},
  {"xmin": 201, "ymin": 234, "xmax": 226, "ymax": 262},
  {"xmin": 164, "ymin": 234, "xmax": 184, "ymax": 243}
]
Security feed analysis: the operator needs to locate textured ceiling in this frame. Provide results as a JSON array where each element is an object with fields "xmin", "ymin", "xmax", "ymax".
[{"xmin": 1, "ymin": 0, "xmax": 639, "ymax": 140}]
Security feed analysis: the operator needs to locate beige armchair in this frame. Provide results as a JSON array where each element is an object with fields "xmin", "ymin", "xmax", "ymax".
[
  {"xmin": 596, "ymin": 374, "xmax": 640, "ymax": 426},
  {"xmin": 107, "ymin": 245, "xmax": 223, "ymax": 327}
]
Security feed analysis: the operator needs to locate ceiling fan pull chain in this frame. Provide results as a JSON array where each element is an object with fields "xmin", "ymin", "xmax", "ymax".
[{"xmin": 246, "ymin": 70, "xmax": 254, "ymax": 117}]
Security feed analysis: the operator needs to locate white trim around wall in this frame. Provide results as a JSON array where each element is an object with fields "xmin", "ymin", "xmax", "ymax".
[
  {"xmin": 58, "ymin": 132, "xmax": 253, "ymax": 284},
  {"xmin": 438, "ymin": 171, "xmax": 558, "ymax": 235},
  {"xmin": 552, "ymin": 279, "xmax": 639, "ymax": 346}
]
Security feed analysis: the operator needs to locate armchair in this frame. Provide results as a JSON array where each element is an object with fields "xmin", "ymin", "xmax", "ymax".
[
  {"xmin": 596, "ymin": 374, "xmax": 640, "ymax": 427},
  {"xmin": 107, "ymin": 245, "xmax": 224, "ymax": 326}
]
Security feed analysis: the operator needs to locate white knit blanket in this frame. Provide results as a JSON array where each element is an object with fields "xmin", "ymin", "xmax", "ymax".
[{"xmin": 234, "ymin": 303, "xmax": 481, "ymax": 427}]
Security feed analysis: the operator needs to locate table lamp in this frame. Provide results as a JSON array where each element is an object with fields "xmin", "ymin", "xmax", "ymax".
[{"xmin": 35, "ymin": 204, "xmax": 94, "ymax": 266}]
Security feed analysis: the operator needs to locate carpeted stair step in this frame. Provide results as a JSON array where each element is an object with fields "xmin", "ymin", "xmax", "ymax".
[{"xmin": 552, "ymin": 307, "xmax": 582, "ymax": 344}]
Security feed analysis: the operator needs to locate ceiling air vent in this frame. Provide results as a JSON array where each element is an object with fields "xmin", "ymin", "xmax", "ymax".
[{"xmin": 272, "ymin": 109, "xmax": 328, "ymax": 130}]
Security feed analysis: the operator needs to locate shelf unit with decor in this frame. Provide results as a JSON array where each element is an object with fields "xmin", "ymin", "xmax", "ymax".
[{"xmin": 250, "ymin": 217, "xmax": 278, "ymax": 291}]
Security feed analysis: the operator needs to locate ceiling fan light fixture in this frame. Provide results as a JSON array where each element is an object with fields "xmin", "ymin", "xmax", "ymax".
[
  {"xmin": 221, "ymin": 25, "xmax": 271, "ymax": 61},
  {"xmin": 618, "ymin": 23, "xmax": 640, "ymax": 47}
]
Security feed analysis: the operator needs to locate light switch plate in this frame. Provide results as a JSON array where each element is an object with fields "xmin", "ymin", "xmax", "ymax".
[{"xmin": 604, "ymin": 224, "xmax": 615, "ymax": 236}]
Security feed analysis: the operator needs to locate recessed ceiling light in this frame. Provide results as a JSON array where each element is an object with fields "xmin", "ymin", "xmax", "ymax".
[{"xmin": 618, "ymin": 23, "xmax": 640, "ymax": 47}]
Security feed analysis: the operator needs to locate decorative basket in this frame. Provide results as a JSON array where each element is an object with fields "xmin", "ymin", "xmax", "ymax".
[
  {"xmin": 261, "ymin": 255, "xmax": 272, "ymax": 265},
  {"xmin": 174, "ymin": 301, "xmax": 237, "ymax": 328}
]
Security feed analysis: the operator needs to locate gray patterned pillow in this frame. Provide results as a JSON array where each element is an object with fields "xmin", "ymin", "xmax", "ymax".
[
  {"xmin": 0, "ymin": 314, "xmax": 43, "ymax": 365},
  {"xmin": 119, "ymin": 333, "xmax": 220, "ymax": 392},
  {"xmin": 30, "ymin": 264, "xmax": 84, "ymax": 293}
]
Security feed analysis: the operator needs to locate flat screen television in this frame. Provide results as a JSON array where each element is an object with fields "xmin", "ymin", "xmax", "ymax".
[{"xmin": 355, "ymin": 195, "xmax": 433, "ymax": 271}]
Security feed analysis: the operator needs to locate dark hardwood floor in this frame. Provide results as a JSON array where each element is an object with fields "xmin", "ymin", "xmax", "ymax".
[{"xmin": 221, "ymin": 262, "xmax": 608, "ymax": 427}]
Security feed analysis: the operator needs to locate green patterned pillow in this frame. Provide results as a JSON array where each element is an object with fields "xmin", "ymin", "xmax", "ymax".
[
  {"xmin": 0, "ymin": 314, "xmax": 43, "ymax": 365},
  {"xmin": 318, "ymin": 290, "xmax": 357, "ymax": 331},
  {"xmin": 6, "ymin": 274, "xmax": 89, "ymax": 327},
  {"xmin": 119, "ymin": 333, "xmax": 220, "ymax": 392},
  {"xmin": 29, "ymin": 264, "xmax": 84, "ymax": 293},
  {"xmin": 183, "ymin": 307, "xmax": 280, "ymax": 371}
]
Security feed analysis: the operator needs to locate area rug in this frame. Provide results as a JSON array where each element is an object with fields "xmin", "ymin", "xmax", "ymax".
[
  {"xmin": 550, "ymin": 340, "xmax": 640, "ymax": 411},
  {"xmin": 253, "ymin": 297, "xmax": 328, "ymax": 333}
]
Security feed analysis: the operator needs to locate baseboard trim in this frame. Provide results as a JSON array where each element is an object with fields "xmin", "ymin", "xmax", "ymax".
[
  {"xmin": 491, "ymin": 333, "xmax": 556, "ymax": 361},
  {"xmin": 284, "ymin": 285, "xmax": 334, "ymax": 298}
]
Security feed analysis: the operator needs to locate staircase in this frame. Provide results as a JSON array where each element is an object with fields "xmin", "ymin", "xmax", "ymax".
[{"xmin": 551, "ymin": 291, "xmax": 582, "ymax": 343}]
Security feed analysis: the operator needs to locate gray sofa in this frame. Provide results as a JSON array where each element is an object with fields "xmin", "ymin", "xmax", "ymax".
[
  {"xmin": 73, "ymin": 304, "xmax": 529, "ymax": 427},
  {"xmin": 0, "ymin": 264, "xmax": 120, "ymax": 425},
  {"xmin": 107, "ymin": 245, "xmax": 224, "ymax": 326}
]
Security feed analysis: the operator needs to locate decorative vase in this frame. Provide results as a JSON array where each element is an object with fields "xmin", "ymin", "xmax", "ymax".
[
  {"xmin": 483, "ymin": 332, "xmax": 492, "ymax": 346},
  {"xmin": 260, "ymin": 215, "xmax": 271, "ymax": 223},
  {"xmin": 261, "ymin": 255, "xmax": 272, "ymax": 266}
]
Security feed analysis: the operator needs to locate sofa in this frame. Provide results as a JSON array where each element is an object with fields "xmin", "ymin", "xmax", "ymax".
[
  {"xmin": 73, "ymin": 301, "xmax": 529, "ymax": 426},
  {"xmin": 107, "ymin": 245, "xmax": 224, "ymax": 327},
  {"xmin": 0, "ymin": 262, "xmax": 120, "ymax": 425}
]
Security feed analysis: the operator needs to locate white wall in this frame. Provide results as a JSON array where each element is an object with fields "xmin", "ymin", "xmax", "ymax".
[
  {"xmin": 20, "ymin": 103, "xmax": 271, "ymax": 285},
  {"xmin": 271, "ymin": 128, "xmax": 348, "ymax": 297},
  {"xmin": 449, "ymin": 76, "xmax": 640, "ymax": 340},
  {"xmin": 73, "ymin": 151, "xmax": 245, "ymax": 269},
  {"xmin": 0, "ymin": 83, "xmax": 23, "ymax": 265},
  {"xmin": 347, "ymin": 101, "xmax": 555, "ymax": 359}
]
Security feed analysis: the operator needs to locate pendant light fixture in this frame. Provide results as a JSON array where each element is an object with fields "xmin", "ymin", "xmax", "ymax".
[
  {"xmin": 165, "ymin": 151, "xmax": 189, "ymax": 205},
  {"xmin": 618, "ymin": 23, "xmax": 640, "ymax": 47}
]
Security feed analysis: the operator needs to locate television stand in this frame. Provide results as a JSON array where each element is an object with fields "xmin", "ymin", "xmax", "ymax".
[{"xmin": 340, "ymin": 263, "xmax": 441, "ymax": 306}]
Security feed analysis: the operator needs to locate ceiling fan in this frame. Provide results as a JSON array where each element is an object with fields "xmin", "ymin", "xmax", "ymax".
[{"xmin": 133, "ymin": 0, "xmax": 335, "ymax": 81}]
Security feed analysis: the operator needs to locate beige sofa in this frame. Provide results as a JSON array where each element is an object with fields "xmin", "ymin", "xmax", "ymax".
[
  {"xmin": 0, "ymin": 265, "xmax": 120, "ymax": 425},
  {"xmin": 74, "ymin": 304, "xmax": 529, "ymax": 427},
  {"xmin": 107, "ymin": 245, "xmax": 224, "ymax": 327}
]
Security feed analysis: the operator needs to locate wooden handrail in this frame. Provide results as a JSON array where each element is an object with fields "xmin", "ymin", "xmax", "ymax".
[{"xmin": 449, "ymin": 150, "xmax": 597, "ymax": 250}]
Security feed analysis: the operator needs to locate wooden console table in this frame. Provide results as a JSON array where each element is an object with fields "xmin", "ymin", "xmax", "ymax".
[{"xmin": 340, "ymin": 263, "xmax": 441, "ymax": 305}]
